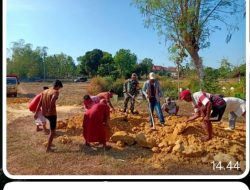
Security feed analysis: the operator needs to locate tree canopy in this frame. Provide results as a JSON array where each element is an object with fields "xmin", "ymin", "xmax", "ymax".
[{"xmin": 133, "ymin": 0, "xmax": 245, "ymax": 87}]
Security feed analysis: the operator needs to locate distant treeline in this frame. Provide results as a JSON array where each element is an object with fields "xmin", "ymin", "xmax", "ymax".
[{"xmin": 7, "ymin": 39, "xmax": 246, "ymax": 82}]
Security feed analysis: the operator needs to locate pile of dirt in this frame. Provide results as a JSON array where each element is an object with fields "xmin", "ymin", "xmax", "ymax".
[{"xmin": 56, "ymin": 111, "xmax": 246, "ymax": 172}]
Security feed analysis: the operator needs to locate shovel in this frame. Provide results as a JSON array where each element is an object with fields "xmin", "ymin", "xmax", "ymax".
[{"xmin": 147, "ymin": 99, "xmax": 156, "ymax": 130}]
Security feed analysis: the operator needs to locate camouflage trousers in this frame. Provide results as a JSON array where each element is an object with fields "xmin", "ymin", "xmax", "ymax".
[{"xmin": 123, "ymin": 95, "xmax": 135, "ymax": 113}]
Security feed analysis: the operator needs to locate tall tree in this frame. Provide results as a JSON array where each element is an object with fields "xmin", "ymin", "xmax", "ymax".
[
  {"xmin": 114, "ymin": 49, "xmax": 137, "ymax": 78},
  {"xmin": 218, "ymin": 58, "xmax": 233, "ymax": 78},
  {"xmin": 140, "ymin": 58, "xmax": 154, "ymax": 76},
  {"xmin": 46, "ymin": 54, "xmax": 76, "ymax": 79},
  {"xmin": 133, "ymin": 0, "xmax": 245, "ymax": 86},
  {"xmin": 168, "ymin": 43, "xmax": 188, "ymax": 92},
  {"xmin": 78, "ymin": 49, "xmax": 103, "ymax": 77},
  {"xmin": 7, "ymin": 39, "xmax": 48, "ymax": 79},
  {"xmin": 97, "ymin": 52, "xmax": 115, "ymax": 76}
]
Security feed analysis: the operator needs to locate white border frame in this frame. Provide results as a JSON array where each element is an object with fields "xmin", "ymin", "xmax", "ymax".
[
  {"xmin": 3, "ymin": 182, "xmax": 250, "ymax": 190},
  {"xmin": 2, "ymin": 0, "xmax": 249, "ymax": 180}
]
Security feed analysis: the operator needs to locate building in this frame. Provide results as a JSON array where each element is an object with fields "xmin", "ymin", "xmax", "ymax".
[{"xmin": 151, "ymin": 65, "xmax": 177, "ymax": 77}]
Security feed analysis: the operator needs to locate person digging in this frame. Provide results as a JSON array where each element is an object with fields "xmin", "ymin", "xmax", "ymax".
[
  {"xmin": 122, "ymin": 73, "xmax": 140, "ymax": 115},
  {"xmin": 179, "ymin": 89, "xmax": 226, "ymax": 142}
]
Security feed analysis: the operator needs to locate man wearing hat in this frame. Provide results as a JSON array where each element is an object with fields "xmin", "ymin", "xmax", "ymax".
[
  {"xmin": 123, "ymin": 73, "xmax": 140, "ymax": 114},
  {"xmin": 142, "ymin": 72, "xmax": 165, "ymax": 128},
  {"xmin": 179, "ymin": 89, "xmax": 226, "ymax": 141}
]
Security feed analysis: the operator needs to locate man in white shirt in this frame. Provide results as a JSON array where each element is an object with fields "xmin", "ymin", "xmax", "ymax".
[
  {"xmin": 179, "ymin": 89, "xmax": 226, "ymax": 141},
  {"xmin": 223, "ymin": 97, "xmax": 246, "ymax": 130}
]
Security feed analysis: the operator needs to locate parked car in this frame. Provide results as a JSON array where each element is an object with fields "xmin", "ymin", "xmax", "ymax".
[
  {"xmin": 7, "ymin": 76, "xmax": 19, "ymax": 97},
  {"xmin": 74, "ymin": 77, "xmax": 87, "ymax": 83}
]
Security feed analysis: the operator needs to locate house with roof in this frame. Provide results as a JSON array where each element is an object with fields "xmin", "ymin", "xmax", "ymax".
[{"xmin": 151, "ymin": 65, "xmax": 177, "ymax": 77}]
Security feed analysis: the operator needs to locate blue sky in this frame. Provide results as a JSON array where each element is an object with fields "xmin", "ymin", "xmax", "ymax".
[{"xmin": 6, "ymin": 0, "xmax": 246, "ymax": 68}]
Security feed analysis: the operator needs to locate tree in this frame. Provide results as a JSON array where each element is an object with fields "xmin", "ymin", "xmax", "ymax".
[
  {"xmin": 168, "ymin": 43, "xmax": 188, "ymax": 92},
  {"xmin": 45, "ymin": 54, "xmax": 76, "ymax": 79},
  {"xmin": 203, "ymin": 67, "xmax": 220, "ymax": 93},
  {"xmin": 114, "ymin": 49, "xmax": 137, "ymax": 78},
  {"xmin": 139, "ymin": 58, "xmax": 154, "ymax": 77},
  {"xmin": 7, "ymin": 39, "xmax": 47, "ymax": 79},
  {"xmin": 97, "ymin": 52, "xmax": 115, "ymax": 76},
  {"xmin": 218, "ymin": 58, "xmax": 233, "ymax": 78},
  {"xmin": 133, "ymin": 0, "xmax": 245, "ymax": 87},
  {"xmin": 78, "ymin": 49, "xmax": 103, "ymax": 77}
]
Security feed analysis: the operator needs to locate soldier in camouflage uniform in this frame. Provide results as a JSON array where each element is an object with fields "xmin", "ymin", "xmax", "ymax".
[{"xmin": 123, "ymin": 73, "xmax": 140, "ymax": 114}]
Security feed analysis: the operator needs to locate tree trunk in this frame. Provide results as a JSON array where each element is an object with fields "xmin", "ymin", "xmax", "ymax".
[
  {"xmin": 189, "ymin": 50, "xmax": 204, "ymax": 90},
  {"xmin": 177, "ymin": 62, "xmax": 180, "ymax": 93}
]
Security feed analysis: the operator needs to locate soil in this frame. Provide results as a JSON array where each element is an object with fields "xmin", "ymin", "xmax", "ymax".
[{"xmin": 6, "ymin": 96, "xmax": 246, "ymax": 175}]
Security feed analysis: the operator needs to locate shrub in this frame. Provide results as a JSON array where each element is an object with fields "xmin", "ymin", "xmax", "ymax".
[
  {"xmin": 87, "ymin": 76, "xmax": 125, "ymax": 97},
  {"xmin": 159, "ymin": 78, "xmax": 179, "ymax": 99},
  {"xmin": 111, "ymin": 78, "xmax": 124, "ymax": 97},
  {"xmin": 189, "ymin": 79, "xmax": 200, "ymax": 93},
  {"xmin": 87, "ymin": 76, "xmax": 112, "ymax": 95}
]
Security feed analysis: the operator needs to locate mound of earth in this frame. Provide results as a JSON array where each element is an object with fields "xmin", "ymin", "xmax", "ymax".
[{"xmin": 56, "ymin": 111, "xmax": 246, "ymax": 172}]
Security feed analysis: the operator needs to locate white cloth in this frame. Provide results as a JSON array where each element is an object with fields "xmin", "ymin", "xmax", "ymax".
[
  {"xmin": 35, "ymin": 111, "xmax": 46, "ymax": 125},
  {"xmin": 162, "ymin": 102, "xmax": 177, "ymax": 114},
  {"xmin": 223, "ymin": 97, "xmax": 246, "ymax": 117},
  {"xmin": 192, "ymin": 91, "xmax": 211, "ymax": 112}
]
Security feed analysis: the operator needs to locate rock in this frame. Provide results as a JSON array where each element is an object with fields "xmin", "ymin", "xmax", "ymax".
[
  {"xmin": 183, "ymin": 145, "xmax": 204, "ymax": 157},
  {"xmin": 151, "ymin": 147, "xmax": 161, "ymax": 153},
  {"xmin": 158, "ymin": 140, "xmax": 168, "ymax": 148},
  {"xmin": 213, "ymin": 152, "xmax": 236, "ymax": 163},
  {"xmin": 172, "ymin": 141, "xmax": 185, "ymax": 153},
  {"xmin": 135, "ymin": 133, "xmax": 156, "ymax": 148},
  {"xmin": 152, "ymin": 163, "xmax": 162, "ymax": 169},
  {"xmin": 165, "ymin": 128, "xmax": 174, "ymax": 134},
  {"xmin": 116, "ymin": 140, "xmax": 125, "ymax": 147},
  {"xmin": 131, "ymin": 127, "xmax": 137, "ymax": 132},
  {"xmin": 147, "ymin": 138, "xmax": 157, "ymax": 148},
  {"xmin": 172, "ymin": 124, "xmax": 186, "ymax": 139},
  {"xmin": 230, "ymin": 144, "xmax": 244, "ymax": 155},
  {"xmin": 223, "ymin": 139, "xmax": 230, "ymax": 146},
  {"xmin": 111, "ymin": 131, "xmax": 135, "ymax": 146},
  {"xmin": 161, "ymin": 146, "xmax": 172, "ymax": 153},
  {"xmin": 201, "ymin": 153, "xmax": 214, "ymax": 163},
  {"xmin": 135, "ymin": 133, "xmax": 148, "ymax": 147},
  {"xmin": 240, "ymin": 161, "xmax": 246, "ymax": 172},
  {"xmin": 58, "ymin": 135, "xmax": 72, "ymax": 144},
  {"xmin": 57, "ymin": 120, "xmax": 67, "ymax": 129}
]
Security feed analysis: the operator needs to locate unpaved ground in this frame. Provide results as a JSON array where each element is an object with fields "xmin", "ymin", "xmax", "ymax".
[{"xmin": 6, "ymin": 96, "xmax": 246, "ymax": 175}]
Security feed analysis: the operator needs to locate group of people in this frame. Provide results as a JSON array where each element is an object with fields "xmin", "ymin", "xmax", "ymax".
[{"xmin": 30, "ymin": 72, "xmax": 246, "ymax": 152}]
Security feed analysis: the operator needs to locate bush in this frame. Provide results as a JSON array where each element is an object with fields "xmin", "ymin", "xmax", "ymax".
[
  {"xmin": 87, "ymin": 76, "xmax": 112, "ymax": 95},
  {"xmin": 87, "ymin": 76, "xmax": 125, "ymax": 97},
  {"xmin": 111, "ymin": 78, "xmax": 124, "ymax": 97},
  {"xmin": 186, "ymin": 77, "xmax": 200, "ymax": 93},
  {"xmin": 159, "ymin": 78, "xmax": 179, "ymax": 99}
]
